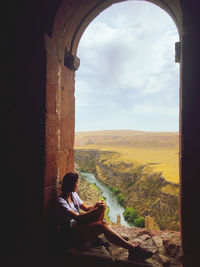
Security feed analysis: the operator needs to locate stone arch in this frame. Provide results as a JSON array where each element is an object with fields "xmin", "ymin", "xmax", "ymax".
[
  {"xmin": 45, "ymin": 0, "xmax": 200, "ymax": 263},
  {"xmin": 50, "ymin": 0, "xmax": 182, "ymax": 63},
  {"xmin": 43, "ymin": 0, "xmax": 182, "ymax": 225},
  {"xmin": 44, "ymin": 0, "xmax": 182, "ymax": 188},
  {"xmin": 69, "ymin": 0, "xmax": 182, "ymax": 56}
]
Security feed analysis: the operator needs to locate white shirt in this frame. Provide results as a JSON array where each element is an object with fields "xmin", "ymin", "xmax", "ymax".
[{"xmin": 56, "ymin": 192, "xmax": 83, "ymax": 228}]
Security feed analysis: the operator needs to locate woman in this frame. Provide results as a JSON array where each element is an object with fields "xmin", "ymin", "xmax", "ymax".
[{"xmin": 56, "ymin": 172, "xmax": 153, "ymax": 261}]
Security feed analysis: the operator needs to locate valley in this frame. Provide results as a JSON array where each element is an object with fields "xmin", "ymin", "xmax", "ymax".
[
  {"xmin": 75, "ymin": 130, "xmax": 179, "ymax": 183},
  {"xmin": 75, "ymin": 130, "xmax": 180, "ymax": 231}
]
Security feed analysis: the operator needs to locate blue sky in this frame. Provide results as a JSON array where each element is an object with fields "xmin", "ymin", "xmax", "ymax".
[{"xmin": 75, "ymin": 1, "xmax": 179, "ymax": 132}]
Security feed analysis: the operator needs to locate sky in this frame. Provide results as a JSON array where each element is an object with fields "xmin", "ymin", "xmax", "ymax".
[{"xmin": 75, "ymin": 1, "xmax": 180, "ymax": 133}]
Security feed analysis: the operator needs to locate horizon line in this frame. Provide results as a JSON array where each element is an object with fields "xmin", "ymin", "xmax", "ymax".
[{"xmin": 75, "ymin": 129, "xmax": 179, "ymax": 133}]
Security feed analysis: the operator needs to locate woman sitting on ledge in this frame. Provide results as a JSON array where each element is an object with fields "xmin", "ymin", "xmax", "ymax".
[{"xmin": 56, "ymin": 172, "xmax": 153, "ymax": 261}]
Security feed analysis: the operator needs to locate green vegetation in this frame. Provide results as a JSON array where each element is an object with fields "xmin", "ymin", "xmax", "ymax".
[
  {"xmin": 109, "ymin": 186, "xmax": 125, "ymax": 206},
  {"xmin": 123, "ymin": 207, "xmax": 138, "ymax": 222},
  {"xmin": 117, "ymin": 193, "xmax": 125, "ymax": 205},
  {"xmin": 123, "ymin": 206, "xmax": 145, "ymax": 228},
  {"xmin": 134, "ymin": 217, "xmax": 145, "ymax": 228},
  {"xmin": 109, "ymin": 186, "xmax": 121, "ymax": 195}
]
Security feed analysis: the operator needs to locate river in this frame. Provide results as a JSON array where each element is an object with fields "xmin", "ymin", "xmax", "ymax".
[{"xmin": 81, "ymin": 172, "xmax": 133, "ymax": 227}]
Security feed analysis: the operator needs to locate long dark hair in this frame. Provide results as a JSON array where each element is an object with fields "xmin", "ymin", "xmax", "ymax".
[
  {"xmin": 60, "ymin": 172, "xmax": 79, "ymax": 212},
  {"xmin": 61, "ymin": 172, "xmax": 79, "ymax": 194},
  {"xmin": 61, "ymin": 172, "xmax": 79, "ymax": 195}
]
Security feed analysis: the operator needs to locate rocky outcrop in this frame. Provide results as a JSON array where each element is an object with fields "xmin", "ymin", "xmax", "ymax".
[
  {"xmin": 65, "ymin": 225, "xmax": 182, "ymax": 267},
  {"xmin": 75, "ymin": 149, "xmax": 180, "ymax": 231},
  {"xmin": 75, "ymin": 149, "xmax": 98, "ymax": 174}
]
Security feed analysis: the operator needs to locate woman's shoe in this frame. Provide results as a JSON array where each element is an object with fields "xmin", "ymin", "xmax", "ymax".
[{"xmin": 128, "ymin": 243, "xmax": 153, "ymax": 261}]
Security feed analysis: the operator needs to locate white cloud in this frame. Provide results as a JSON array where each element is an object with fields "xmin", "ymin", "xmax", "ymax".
[{"xmin": 75, "ymin": 1, "xmax": 179, "ymax": 132}]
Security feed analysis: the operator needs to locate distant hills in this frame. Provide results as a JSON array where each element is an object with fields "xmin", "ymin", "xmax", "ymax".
[{"xmin": 75, "ymin": 129, "xmax": 179, "ymax": 149}]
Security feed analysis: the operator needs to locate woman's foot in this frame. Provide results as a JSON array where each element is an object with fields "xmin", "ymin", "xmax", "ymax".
[{"xmin": 128, "ymin": 243, "xmax": 153, "ymax": 261}]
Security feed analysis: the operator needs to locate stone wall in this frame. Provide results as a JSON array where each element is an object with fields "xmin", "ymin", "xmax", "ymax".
[
  {"xmin": 43, "ymin": 38, "xmax": 76, "ymax": 225},
  {"xmin": 4, "ymin": 1, "xmax": 200, "ymax": 266}
]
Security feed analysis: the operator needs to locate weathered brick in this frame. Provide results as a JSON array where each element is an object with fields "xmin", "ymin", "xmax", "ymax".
[
  {"xmin": 61, "ymin": 89, "xmax": 75, "ymax": 118},
  {"xmin": 44, "ymin": 151, "xmax": 57, "ymax": 187},
  {"xmin": 61, "ymin": 64, "xmax": 75, "ymax": 91},
  {"xmin": 46, "ymin": 83, "xmax": 58, "ymax": 114},
  {"xmin": 45, "ymin": 113, "xmax": 59, "ymax": 152},
  {"xmin": 46, "ymin": 54, "xmax": 59, "ymax": 85},
  {"xmin": 60, "ymin": 117, "xmax": 74, "ymax": 150}
]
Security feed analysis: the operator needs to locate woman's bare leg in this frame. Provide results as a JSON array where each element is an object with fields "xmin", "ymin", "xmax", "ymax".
[
  {"xmin": 103, "ymin": 224, "xmax": 135, "ymax": 250},
  {"xmin": 78, "ymin": 206, "xmax": 105, "ymax": 224},
  {"xmin": 71, "ymin": 221, "xmax": 135, "ymax": 250},
  {"xmin": 95, "ymin": 206, "xmax": 105, "ymax": 221}
]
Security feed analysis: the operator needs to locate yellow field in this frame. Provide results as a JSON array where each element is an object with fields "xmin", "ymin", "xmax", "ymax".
[
  {"xmin": 76, "ymin": 145, "xmax": 179, "ymax": 183},
  {"xmin": 75, "ymin": 130, "xmax": 179, "ymax": 184}
]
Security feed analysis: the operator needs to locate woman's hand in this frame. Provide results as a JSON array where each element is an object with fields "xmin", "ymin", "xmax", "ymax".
[
  {"xmin": 96, "ymin": 200, "xmax": 107, "ymax": 210},
  {"xmin": 81, "ymin": 200, "xmax": 107, "ymax": 212},
  {"xmin": 78, "ymin": 200, "xmax": 107, "ymax": 224}
]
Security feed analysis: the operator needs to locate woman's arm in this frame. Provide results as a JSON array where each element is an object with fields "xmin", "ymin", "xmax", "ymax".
[
  {"xmin": 68, "ymin": 203, "xmax": 106, "ymax": 224},
  {"xmin": 80, "ymin": 200, "xmax": 106, "ymax": 212},
  {"xmin": 80, "ymin": 202, "xmax": 94, "ymax": 212}
]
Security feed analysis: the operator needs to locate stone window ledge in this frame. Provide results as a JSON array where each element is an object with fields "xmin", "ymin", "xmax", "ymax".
[{"xmin": 64, "ymin": 225, "xmax": 182, "ymax": 267}]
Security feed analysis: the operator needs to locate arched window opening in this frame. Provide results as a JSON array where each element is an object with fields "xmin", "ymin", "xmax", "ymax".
[{"xmin": 74, "ymin": 1, "xmax": 180, "ymax": 232}]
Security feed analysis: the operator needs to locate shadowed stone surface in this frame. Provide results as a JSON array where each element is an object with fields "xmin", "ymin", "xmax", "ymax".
[{"xmin": 65, "ymin": 225, "xmax": 182, "ymax": 267}]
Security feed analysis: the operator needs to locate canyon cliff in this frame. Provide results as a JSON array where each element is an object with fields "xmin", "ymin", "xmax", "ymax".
[{"xmin": 75, "ymin": 149, "xmax": 179, "ymax": 231}]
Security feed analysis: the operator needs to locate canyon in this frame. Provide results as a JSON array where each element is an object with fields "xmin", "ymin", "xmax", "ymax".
[{"xmin": 75, "ymin": 148, "xmax": 179, "ymax": 231}]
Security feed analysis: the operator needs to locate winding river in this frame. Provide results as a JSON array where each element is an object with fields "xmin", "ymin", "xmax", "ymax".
[{"xmin": 82, "ymin": 172, "xmax": 133, "ymax": 227}]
